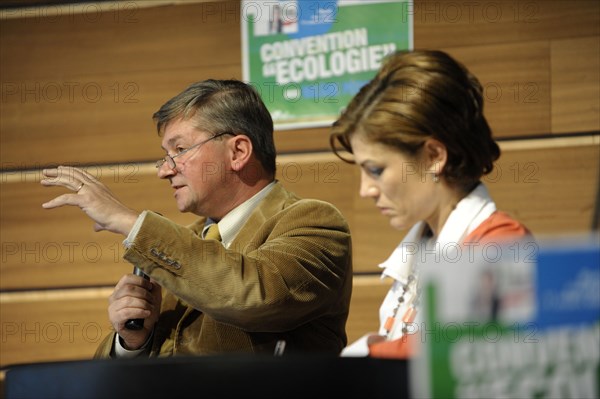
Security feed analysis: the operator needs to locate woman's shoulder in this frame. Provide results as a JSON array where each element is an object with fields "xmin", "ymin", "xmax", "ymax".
[{"xmin": 465, "ymin": 211, "xmax": 532, "ymax": 243}]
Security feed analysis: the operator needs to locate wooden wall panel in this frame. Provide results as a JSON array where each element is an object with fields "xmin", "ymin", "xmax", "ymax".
[
  {"xmin": 413, "ymin": 0, "xmax": 600, "ymax": 48},
  {"xmin": 0, "ymin": 66, "xmax": 242, "ymax": 169},
  {"xmin": 342, "ymin": 137, "xmax": 600, "ymax": 270},
  {"xmin": 2, "ymin": 138, "xmax": 597, "ymax": 290},
  {"xmin": 0, "ymin": 288, "xmax": 112, "ymax": 368},
  {"xmin": 0, "ymin": 154, "xmax": 358, "ymax": 290},
  {"xmin": 0, "ymin": 275, "xmax": 390, "ymax": 368},
  {"xmin": 0, "ymin": 1, "xmax": 242, "ymax": 169},
  {"xmin": 446, "ymin": 42, "xmax": 551, "ymax": 137},
  {"xmin": 346, "ymin": 276, "xmax": 393, "ymax": 343},
  {"xmin": 1, "ymin": 0, "xmax": 598, "ymax": 169},
  {"xmin": 489, "ymin": 137, "xmax": 600, "ymax": 235},
  {"xmin": 0, "ymin": 1, "xmax": 241, "ymax": 80},
  {"xmin": 1, "ymin": 165, "xmax": 198, "ymax": 291},
  {"xmin": 551, "ymin": 36, "xmax": 600, "ymax": 133}
]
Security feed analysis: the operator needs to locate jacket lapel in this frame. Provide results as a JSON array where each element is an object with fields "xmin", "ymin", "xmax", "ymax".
[{"xmin": 230, "ymin": 181, "xmax": 296, "ymax": 248}]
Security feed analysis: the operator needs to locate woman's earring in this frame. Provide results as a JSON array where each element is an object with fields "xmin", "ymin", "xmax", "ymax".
[{"xmin": 432, "ymin": 173, "xmax": 439, "ymax": 183}]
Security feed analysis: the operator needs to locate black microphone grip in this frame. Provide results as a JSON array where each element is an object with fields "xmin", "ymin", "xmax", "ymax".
[{"xmin": 124, "ymin": 266, "xmax": 150, "ymax": 330}]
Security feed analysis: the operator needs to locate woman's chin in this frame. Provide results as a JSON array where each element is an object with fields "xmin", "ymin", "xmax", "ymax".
[{"xmin": 389, "ymin": 217, "xmax": 410, "ymax": 232}]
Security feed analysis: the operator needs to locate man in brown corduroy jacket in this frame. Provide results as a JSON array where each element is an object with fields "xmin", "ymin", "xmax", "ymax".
[{"xmin": 41, "ymin": 79, "xmax": 352, "ymax": 358}]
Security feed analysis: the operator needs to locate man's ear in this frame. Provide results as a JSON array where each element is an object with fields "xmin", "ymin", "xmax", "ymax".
[
  {"xmin": 423, "ymin": 138, "xmax": 447, "ymax": 176},
  {"xmin": 228, "ymin": 135, "xmax": 253, "ymax": 172}
]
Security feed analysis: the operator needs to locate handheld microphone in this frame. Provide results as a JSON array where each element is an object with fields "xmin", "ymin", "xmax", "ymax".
[{"xmin": 124, "ymin": 266, "xmax": 150, "ymax": 330}]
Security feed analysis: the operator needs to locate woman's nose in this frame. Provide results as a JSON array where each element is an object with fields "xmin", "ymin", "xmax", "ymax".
[{"xmin": 359, "ymin": 177, "xmax": 379, "ymax": 199}]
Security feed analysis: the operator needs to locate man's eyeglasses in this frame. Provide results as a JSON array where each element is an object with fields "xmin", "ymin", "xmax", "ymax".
[{"xmin": 156, "ymin": 132, "xmax": 232, "ymax": 169}]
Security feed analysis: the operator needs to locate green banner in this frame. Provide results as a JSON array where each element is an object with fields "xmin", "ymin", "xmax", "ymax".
[
  {"xmin": 241, "ymin": 0, "xmax": 412, "ymax": 130},
  {"xmin": 412, "ymin": 240, "xmax": 600, "ymax": 399}
]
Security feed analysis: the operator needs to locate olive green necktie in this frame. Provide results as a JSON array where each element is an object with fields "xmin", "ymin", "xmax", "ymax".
[{"xmin": 204, "ymin": 223, "xmax": 221, "ymax": 242}]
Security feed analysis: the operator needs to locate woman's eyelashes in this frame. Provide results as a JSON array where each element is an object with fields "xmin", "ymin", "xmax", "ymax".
[{"xmin": 366, "ymin": 165, "xmax": 384, "ymax": 177}]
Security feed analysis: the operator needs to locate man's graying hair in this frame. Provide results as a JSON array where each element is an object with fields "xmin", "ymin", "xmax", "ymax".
[{"xmin": 153, "ymin": 79, "xmax": 277, "ymax": 176}]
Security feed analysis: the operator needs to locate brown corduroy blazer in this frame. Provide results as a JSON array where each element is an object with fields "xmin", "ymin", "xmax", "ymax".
[{"xmin": 95, "ymin": 181, "xmax": 353, "ymax": 358}]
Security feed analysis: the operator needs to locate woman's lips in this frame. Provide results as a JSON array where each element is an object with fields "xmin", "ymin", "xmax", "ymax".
[{"xmin": 378, "ymin": 207, "xmax": 393, "ymax": 215}]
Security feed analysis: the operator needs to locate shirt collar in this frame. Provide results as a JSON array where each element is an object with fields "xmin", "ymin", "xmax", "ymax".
[
  {"xmin": 436, "ymin": 183, "xmax": 496, "ymax": 244},
  {"xmin": 202, "ymin": 181, "xmax": 276, "ymax": 248}
]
